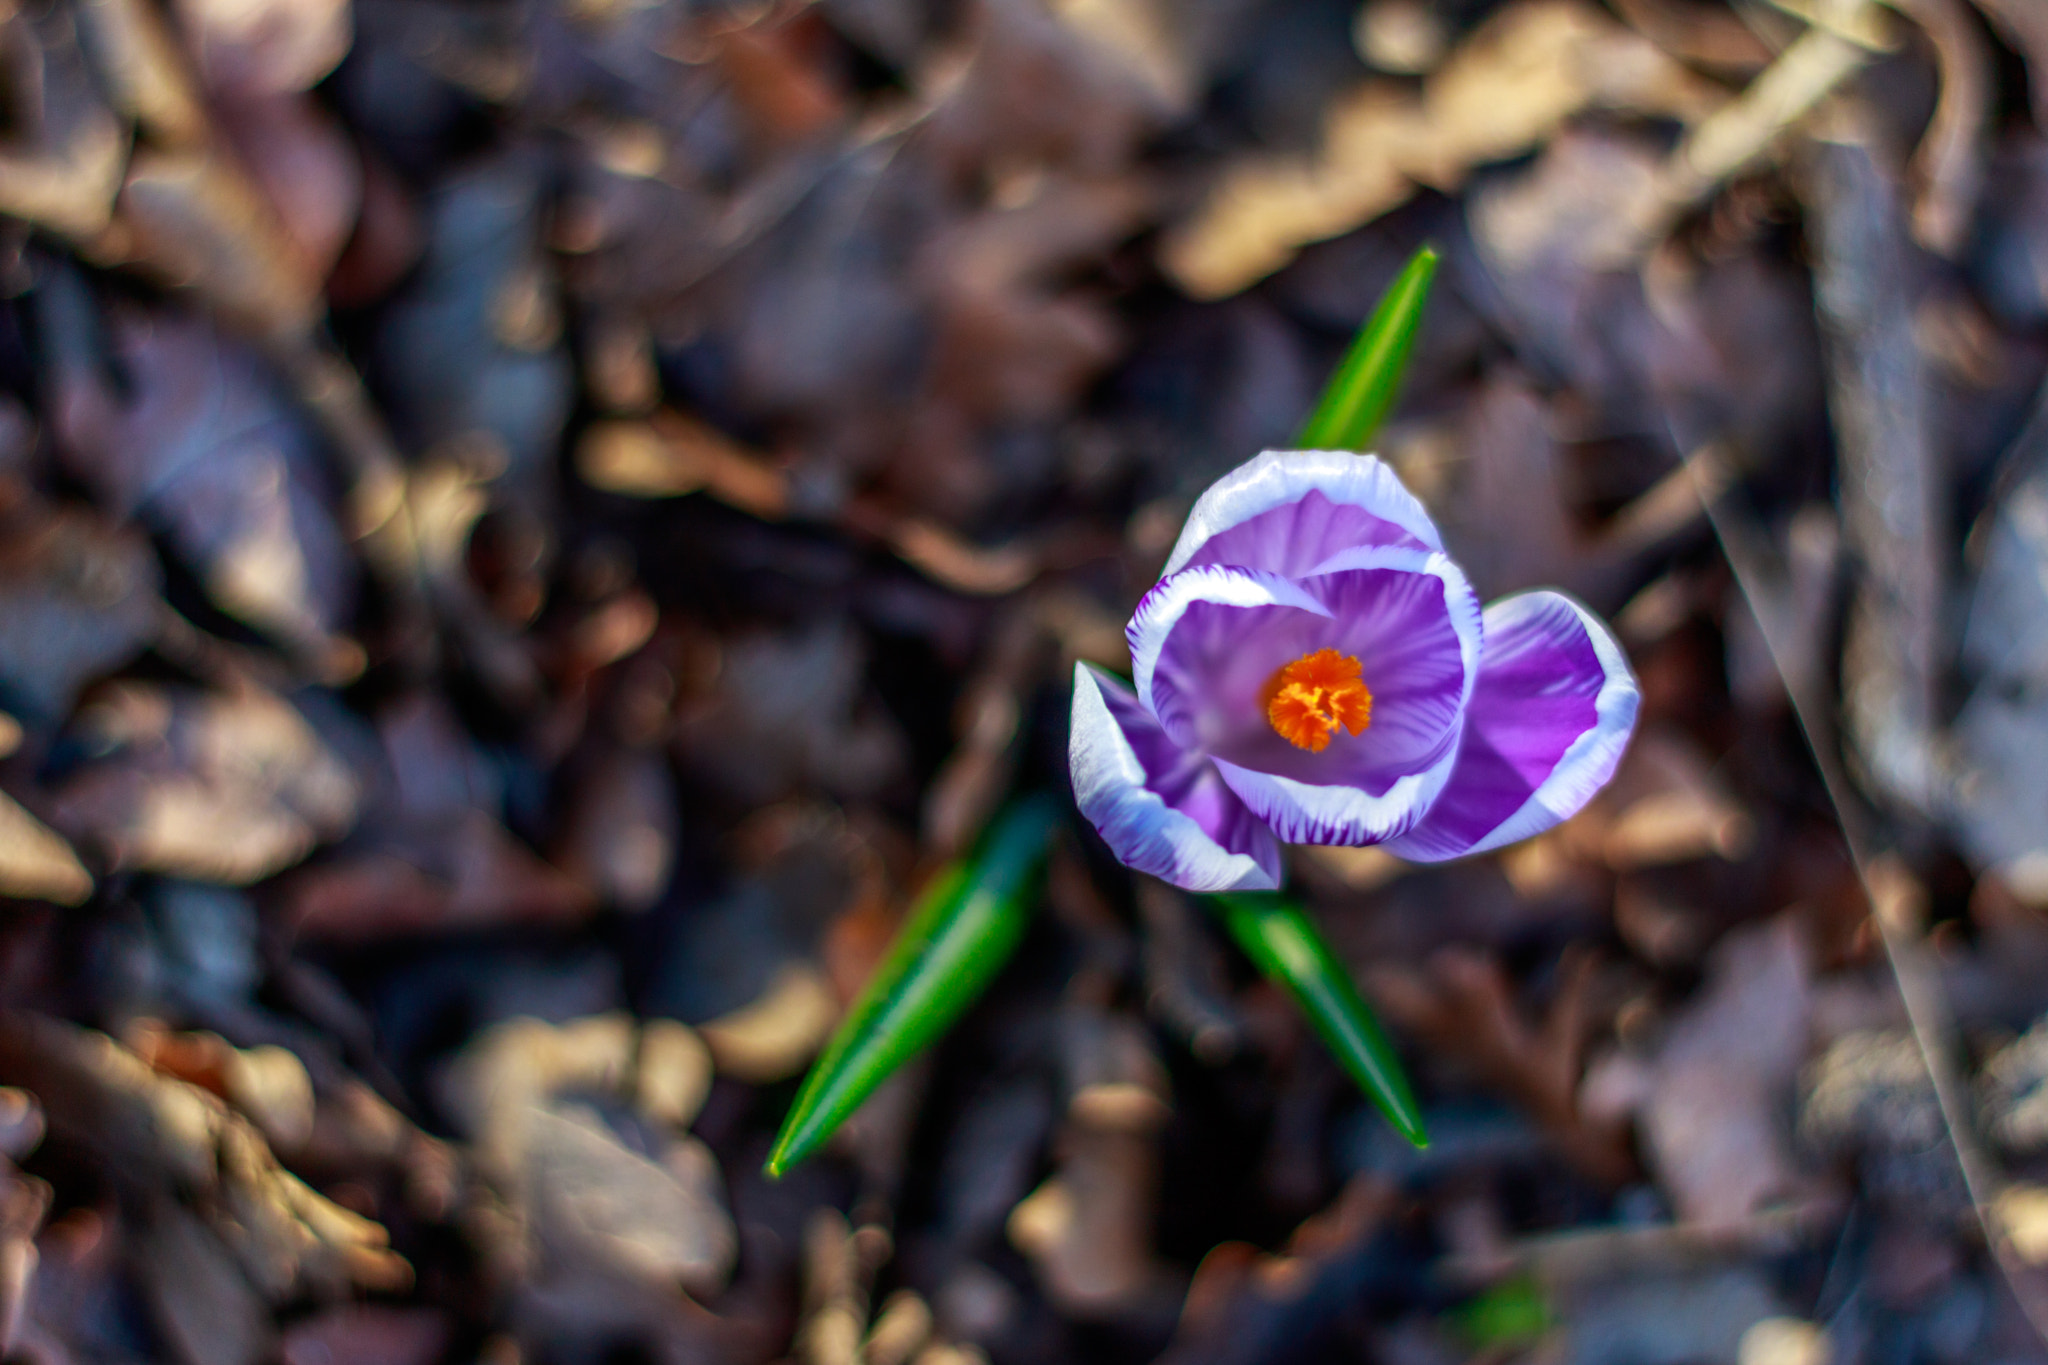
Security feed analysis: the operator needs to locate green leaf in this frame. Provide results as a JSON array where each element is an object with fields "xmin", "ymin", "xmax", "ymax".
[
  {"xmin": 1294, "ymin": 244, "xmax": 1439, "ymax": 452},
  {"xmin": 1237, "ymin": 245, "xmax": 1441, "ymax": 1144},
  {"xmin": 1451, "ymin": 1277, "xmax": 1553, "ymax": 1349},
  {"xmin": 1210, "ymin": 891, "xmax": 1427, "ymax": 1147},
  {"xmin": 767, "ymin": 796, "xmax": 1061, "ymax": 1176}
]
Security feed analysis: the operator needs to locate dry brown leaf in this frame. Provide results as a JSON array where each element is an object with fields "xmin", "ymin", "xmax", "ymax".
[
  {"xmin": 0, "ymin": 4, "xmax": 132, "ymax": 240},
  {"xmin": 280, "ymin": 810, "xmax": 597, "ymax": 941},
  {"xmin": 1164, "ymin": 0, "xmax": 1725, "ymax": 297},
  {"xmin": 1806, "ymin": 109, "xmax": 1948, "ymax": 818},
  {"xmin": 1163, "ymin": 1176, "xmax": 1396, "ymax": 1364},
  {"xmin": 1643, "ymin": 915, "xmax": 1813, "ymax": 1227},
  {"xmin": 921, "ymin": 603, "xmax": 1046, "ymax": 857},
  {"xmin": 1891, "ymin": 0, "xmax": 1992, "ymax": 257},
  {"xmin": 212, "ymin": 92, "xmax": 362, "ymax": 285},
  {"xmin": 1609, "ymin": 0, "xmax": 1774, "ymax": 72},
  {"xmin": 677, "ymin": 619, "xmax": 908, "ymax": 806},
  {"xmin": 0, "ymin": 1014, "xmax": 408, "ymax": 1300},
  {"xmin": 1597, "ymin": 726, "xmax": 1756, "ymax": 871},
  {"xmin": 552, "ymin": 743, "xmax": 677, "ymax": 914},
  {"xmin": 792, "ymin": 1210, "xmax": 893, "ymax": 1365},
  {"xmin": 171, "ymin": 0, "xmax": 351, "ymax": 98},
  {"xmin": 1008, "ymin": 1008, "xmax": 1171, "ymax": 1316},
  {"xmin": 74, "ymin": 0, "xmax": 210, "ymax": 148},
  {"xmin": 51, "ymin": 681, "xmax": 358, "ymax": 884},
  {"xmin": 577, "ymin": 411, "xmax": 791, "ymax": 518},
  {"xmin": 697, "ymin": 963, "xmax": 838, "ymax": 1083},
  {"xmin": 440, "ymin": 1013, "xmax": 733, "ymax": 1295},
  {"xmin": 0, "ymin": 789, "xmax": 93, "ymax": 906},
  {"xmin": 126, "ymin": 1023, "xmax": 315, "ymax": 1153},
  {"xmin": 45, "ymin": 300, "xmax": 353, "ymax": 662},
  {"xmin": 0, "ymin": 1163, "xmax": 46, "ymax": 1358},
  {"xmin": 115, "ymin": 145, "xmax": 323, "ymax": 338},
  {"xmin": 139, "ymin": 1200, "xmax": 274, "ymax": 1365},
  {"xmin": 1431, "ymin": 370, "xmax": 1582, "ymax": 599},
  {"xmin": 67, "ymin": 0, "xmax": 346, "ymax": 337},
  {"xmin": 0, "ymin": 503, "xmax": 162, "ymax": 725},
  {"xmin": 1370, "ymin": 945, "xmax": 1635, "ymax": 1185}
]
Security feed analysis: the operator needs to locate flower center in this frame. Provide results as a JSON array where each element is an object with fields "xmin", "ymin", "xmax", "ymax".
[{"xmin": 1262, "ymin": 648, "xmax": 1373, "ymax": 753}]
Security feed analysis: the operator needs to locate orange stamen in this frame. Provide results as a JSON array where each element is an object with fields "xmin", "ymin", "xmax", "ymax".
[{"xmin": 1263, "ymin": 649, "xmax": 1373, "ymax": 753}]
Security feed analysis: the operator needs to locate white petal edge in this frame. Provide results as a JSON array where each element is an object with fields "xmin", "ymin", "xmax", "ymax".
[
  {"xmin": 1386, "ymin": 591, "xmax": 1640, "ymax": 863},
  {"xmin": 1213, "ymin": 757, "xmax": 1455, "ymax": 847},
  {"xmin": 1212, "ymin": 545, "xmax": 1485, "ymax": 849},
  {"xmin": 1069, "ymin": 663, "xmax": 1282, "ymax": 893},
  {"xmin": 1162, "ymin": 449, "xmax": 1445, "ymax": 577},
  {"xmin": 1127, "ymin": 564, "xmax": 1331, "ymax": 723}
]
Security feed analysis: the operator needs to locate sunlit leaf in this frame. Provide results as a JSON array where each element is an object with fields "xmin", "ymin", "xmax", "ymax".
[
  {"xmin": 1294, "ymin": 244, "xmax": 1439, "ymax": 452},
  {"xmin": 1210, "ymin": 891, "xmax": 1427, "ymax": 1147},
  {"xmin": 766, "ymin": 796, "xmax": 1061, "ymax": 1176}
]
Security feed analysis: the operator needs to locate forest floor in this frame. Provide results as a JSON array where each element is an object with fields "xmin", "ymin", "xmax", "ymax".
[{"xmin": 0, "ymin": 0, "xmax": 2044, "ymax": 1362}]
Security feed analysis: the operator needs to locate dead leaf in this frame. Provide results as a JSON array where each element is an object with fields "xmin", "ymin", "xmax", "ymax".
[
  {"xmin": 0, "ymin": 5, "xmax": 131, "ymax": 241},
  {"xmin": 1597, "ymin": 726, "xmax": 1756, "ymax": 871},
  {"xmin": 139, "ymin": 1201, "xmax": 273, "ymax": 1365},
  {"xmin": 1008, "ymin": 1007, "xmax": 1172, "ymax": 1316},
  {"xmin": 44, "ymin": 297, "xmax": 354, "ymax": 660},
  {"xmin": 211, "ymin": 92, "xmax": 363, "ymax": 284},
  {"xmin": 440, "ymin": 1014, "xmax": 733, "ymax": 1295},
  {"xmin": 676, "ymin": 619, "xmax": 907, "ymax": 806},
  {"xmin": 280, "ymin": 811, "xmax": 596, "ymax": 940},
  {"xmin": 0, "ymin": 790, "xmax": 92, "ymax": 906},
  {"xmin": 1371, "ymin": 944, "xmax": 1634, "ymax": 1185},
  {"xmin": 50, "ymin": 681, "xmax": 359, "ymax": 884},
  {"xmin": 0, "ymin": 1014, "xmax": 408, "ymax": 1300},
  {"xmin": 371, "ymin": 151, "xmax": 573, "ymax": 487},
  {"xmin": 553, "ymin": 743, "xmax": 678, "ymax": 913},
  {"xmin": 171, "ymin": 0, "xmax": 351, "ymax": 98},
  {"xmin": 697, "ymin": 962, "xmax": 838, "ymax": 1083},
  {"xmin": 1164, "ymin": 0, "xmax": 1725, "ymax": 297},
  {"xmin": 1643, "ymin": 915, "xmax": 1812, "ymax": 1227},
  {"xmin": 0, "ymin": 503, "xmax": 162, "ymax": 724}
]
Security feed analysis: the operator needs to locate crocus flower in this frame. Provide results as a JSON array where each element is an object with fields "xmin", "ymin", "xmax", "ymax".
[{"xmin": 1071, "ymin": 450, "xmax": 1639, "ymax": 892}]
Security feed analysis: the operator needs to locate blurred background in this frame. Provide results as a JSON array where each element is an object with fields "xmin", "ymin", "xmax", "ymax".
[{"xmin": 0, "ymin": 0, "xmax": 2041, "ymax": 1361}]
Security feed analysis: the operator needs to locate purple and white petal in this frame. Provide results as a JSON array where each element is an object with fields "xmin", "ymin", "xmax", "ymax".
[
  {"xmin": 1208, "ymin": 551, "xmax": 1479, "ymax": 847},
  {"xmin": 1271, "ymin": 545, "xmax": 1481, "ymax": 780},
  {"xmin": 1069, "ymin": 664, "xmax": 1284, "ymax": 893},
  {"xmin": 1128, "ymin": 564, "xmax": 1333, "ymax": 746},
  {"xmin": 1146, "ymin": 547, "xmax": 1480, "ymax": 803},
  {"xmin": 1163, "ymin": 450, "xmax": 1444, "ymax": 579},
  {"xmin": 1386, "ymin": 591, "xmax": 1639, "ymax": 863}
]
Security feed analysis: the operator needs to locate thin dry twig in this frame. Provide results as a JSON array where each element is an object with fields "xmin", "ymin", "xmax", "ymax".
[
  {"xmin": 1673, "ymin": 317, "xmax": 2048, "ymax": 1351},
  {"xmin": 1887, "ymin": 0, "xmax": 1993, "ymax": 257},
  {"xmin": 1369, "ymin": 945, "xmax": 1636, "ymax": 1188},
  {"xmin": 1802, "ymin": 105, "xmax": 1947, "ymax": 821},
  {"xmin": 1625, "ymin": 8, "xmax": 1886, "ymax": 249}
]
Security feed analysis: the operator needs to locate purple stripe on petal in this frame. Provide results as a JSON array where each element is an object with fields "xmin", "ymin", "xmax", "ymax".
[
  {"xmin": 1387, "ymin": 591, "xmax": 1639, "ymax": 863},
  {"xmin": 1154, "ymin": 548, "xmax": 1481, "ymax": 850},
  {"xmin": 1127, "ymin": 565, "xmax": 1332, "ymax": 744},
  {"xmin": 1149, "ymin": 547, "xmax": 1480, "ymax": 799},
  {"xmin": 1213, "ymin": 756, "xmax": 1450, "ymax": 847},
  {"xmin": 1069, "ymin": 664, "xmax": 1283, "ymax": 893},
  {"xmin": 1164, "ymin": 450, "xmax": 1444, "ymax": 579}
]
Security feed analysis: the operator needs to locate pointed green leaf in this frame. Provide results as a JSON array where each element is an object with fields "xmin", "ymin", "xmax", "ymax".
[
  {"xmin": 1295, "ymin": 244, "xmax": 1439, "ymax": 452},
  {"xmin": 767, "ymin": 796, "xmax": 1061, "ymax": 1176},
  {"xmin": 1209, "ymin": 891, "xmax": 1427, "ymax": 1147}
]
